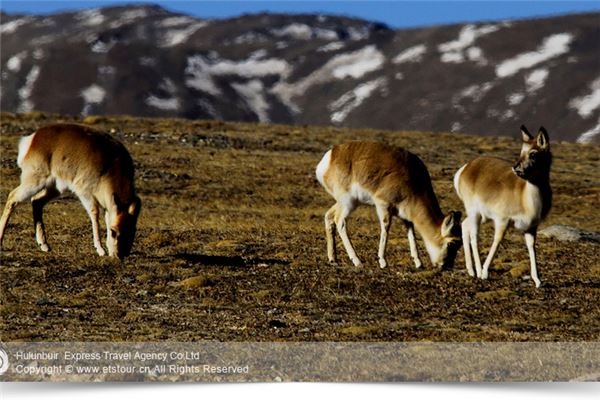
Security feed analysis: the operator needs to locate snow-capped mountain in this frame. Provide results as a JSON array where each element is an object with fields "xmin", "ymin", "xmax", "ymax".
[{"xmin": 1, "ymin": 5, "xmax": 598, "ymax": 143}]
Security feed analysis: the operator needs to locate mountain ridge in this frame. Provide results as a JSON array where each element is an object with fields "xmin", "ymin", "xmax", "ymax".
[{"xmin": 1, "ymin": 5, "xmax": 598, "ymax": 143}]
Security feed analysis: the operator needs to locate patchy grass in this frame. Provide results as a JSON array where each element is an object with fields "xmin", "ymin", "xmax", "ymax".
[{"xmin": 0, "ymin": 112, "xmax": 599, "ymax": 341}]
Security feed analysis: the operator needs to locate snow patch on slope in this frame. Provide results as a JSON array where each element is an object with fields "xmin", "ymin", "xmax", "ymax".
[
  {"xmin": 76, "ymin": 9, "xmax": 105, "ymax": 27},
  {"xmin": 507, "ymin": 92, "xmax": 525, "ymax": 106},
  {"xmin": 496, "ymin": 33, "xmax": 573, "ymax": 78},
  {"xmin": 569, "ymin": 76, "xmax": 600, "ymax": 118},
  {"xmin": 577, "ymin": 118, "xmax": 600, "ymax": 144},
  {"xmin": 109, "ymin": 8, "xmax": 149, "ymax": 29},
  {"xmin": 231, "ymin": 80, "xmax": 270, "ymax": 122},
  {"xmin": 160, "ymin": 21, "xmax": 208, "ymax": 47},
  {"xmin": 0, "ymin": 17, "xmax": 32, "ymax": 34},
  {"xmin": 318, "ymin": 42, "xmax": 345, "ymax": 52},
  {"xmin": 525, "ymin": 68, "xmax": 549, "ymax": 93},
  {"xmin": 146, "ymin": 78, "xmax": 180, "ymax": 111},
  {"xmin": 438, "ymin": 24, "xmax": 498, "ymax": 64},
  {"xmin": 272, "ymin": 45, "xmax": 385, "ymax": 113},
  {"xmin": 81, "ymin": 84, "xmax": 106, "ymax": 115},
  {"xmin": 17, "ymin": 66, "xmax": 41, "ymax": 112},
  {"xmin": 393, "ymin": 44, "xmax": 426, "ymax": 64},
  {"xmin": 7, "ymin": 51, "xmax": 27, "ymax": 72},
  {"xmin": 185, "ymin": 54, "xmax": 291, "ymax": 96},
  {"xmin": 271, "ymin": 23, "xmax": 338, "ymax": 41},
  {"xmin": 330, "ymin": 77, "xmax": 387, "ymax": 123}
]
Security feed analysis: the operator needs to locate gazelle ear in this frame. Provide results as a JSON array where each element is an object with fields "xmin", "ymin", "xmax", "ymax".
[
  {"xmin": 441, "ymin": 211, "xmax": 461, "ymax": 237},
  {"xmin": 112, "ymin": 193, "xmax": 122, "ymax": 209},
  {"xmin": 521, "ymin": 125, "xmax": 533, "ymax": 142},
  {"xmin": 537, "ymin": 126, "xmax": 549, "ymax": 149},
  {"xmin": 128, "ymin": 196, "xmax": 142, "ymax": 217}
]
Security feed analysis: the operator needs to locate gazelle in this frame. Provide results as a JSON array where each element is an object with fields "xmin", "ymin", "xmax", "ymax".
[
  {"xmin": 316, "ymin": 141, "xmax": 462, "ymax": 269},
  {"xmin": 453, "ymin": 125, "xmax": 552, "ymax": 287},
  {"xmin": 0, "ymin": 123, "xmax": 141, "ymax": 260}
]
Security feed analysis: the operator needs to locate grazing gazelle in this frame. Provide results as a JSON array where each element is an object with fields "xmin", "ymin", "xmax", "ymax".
[
  {"xmin": 453, "ymin": 125, "xmax": 552, "ymax": 287},
  {"xmin": 0, "ymin": 123, "xmax": 141, "ymax": 260},
  {"xmin": 316, "ymin": 141, "xmax": 462, "ymax": 269}
]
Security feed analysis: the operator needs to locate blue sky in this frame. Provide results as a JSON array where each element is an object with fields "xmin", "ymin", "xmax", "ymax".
[{"xmin": 1, "ymin": 1, "xmax": 599, "ymax": 28}]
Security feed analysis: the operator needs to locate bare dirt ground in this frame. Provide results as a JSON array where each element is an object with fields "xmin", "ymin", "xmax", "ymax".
[{"xmin": 1, "ymin": 112, "xmax": 599, "ymax": 341}]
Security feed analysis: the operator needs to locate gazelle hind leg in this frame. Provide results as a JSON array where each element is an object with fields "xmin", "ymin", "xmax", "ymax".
[
  {"xmin": 375, "ymin": 204, "xmax": 392, "ymax": 268},
  {"xmin": 335, "ymin": 199, "xmax": 361, "ymax": 267},
  {"xmin": 324, "ymin": 204, "xmax": 338, "ymax": 263},
  {"xmin": 481, "ymin": 218, "xmax": 509, "ymax": 280},
  {"xmin": 461, "ymin": 219, "xmax": 474, "ymax": 276},
  {"xmin": 524, "ymin": 232, "xmax": 541, "ymax": 288},
  {"xmin": 403, "ymin": 220, "xmax": 422, "ymax": 269},
  {"xmin": 31, "ymin": 186, "xmax": 60, "ymax": 252},
  {"xmin": 0, "ymin": 183, "xmax": 45, "ymax": 248},
  {"xmin": 467, "ymin": 214, "xmax": 483, "ymax": 278}
]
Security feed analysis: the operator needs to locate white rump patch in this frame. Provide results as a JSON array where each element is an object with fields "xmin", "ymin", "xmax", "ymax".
[
  {"xmin": 453, "ymin": 164, "xmax": 468, "ymax": 200},
  {"xmin": 315, "ymin": 149, "xmax": 332, "ymax": 188},
  {"xmin": 17, "ymin": 134, "xmax": 35, "ymax": 167}
]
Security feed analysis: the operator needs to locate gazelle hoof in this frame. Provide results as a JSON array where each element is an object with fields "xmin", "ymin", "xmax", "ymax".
[
  {"xmin": 39, "ymin": 243, "xmax": 50, "ymax": 252},
  {"xmin": 351, "ymin": 259, "xmax": 363, "ymax": 267},
  {"xmin": 96, "ymin": 247, "xmax": 106, "ymax": 256},
  {"xmin": 378, "ymin": 259, "xmax": 387, "ymax": 269}
]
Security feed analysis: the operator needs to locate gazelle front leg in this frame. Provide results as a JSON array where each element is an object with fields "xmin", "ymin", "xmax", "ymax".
[
  {"xmin": 335, "ymin": 201, "xmax": 362, "ymax": 267},
  {"xmin": 324, "ymin": 204, "xmax": 338, "ymax": 264},
  {"xmin": 524, "ymin": 231, "xmax": 541, "ymax": 288},
  {"xmin": 80, "ymin": 196, "xmax": 106, "ymax": 256},
  {"xmin": 31, "ymin": 187, "xmax": 60, "ymax": 252},
  {"xmin": 404, "ymin": 221, "xmax": 423, "ymax": 269},
  {"xmin": 375, "ymin": 204, "xmax": 392, "ymax": 268}
]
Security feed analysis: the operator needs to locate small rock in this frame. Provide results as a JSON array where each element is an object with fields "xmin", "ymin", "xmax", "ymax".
[{"xmin": 538, "ymin": 224, "xmax": 600, "ymax": 243}]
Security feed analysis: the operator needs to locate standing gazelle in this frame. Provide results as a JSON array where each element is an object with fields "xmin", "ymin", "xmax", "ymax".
[
  {"xmin": 316, "ymin": 141, "xmax": 462, "ymax": 269},
  {"xmin": 0, "ymin": 123, "xmax": 141, "ymax": 260},
  {"xmin": 453, "ymin": 125, "xmax": 552, "ymax": 287}
]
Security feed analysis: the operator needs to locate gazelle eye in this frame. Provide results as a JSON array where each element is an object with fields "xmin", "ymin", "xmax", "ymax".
[
  {"xmin": 111, "ymin": 229, "xmax": 118, "ymax": 239},
  {"xmin": 529, "ymin": 151, "xmax": 538, "ymax": 159}
]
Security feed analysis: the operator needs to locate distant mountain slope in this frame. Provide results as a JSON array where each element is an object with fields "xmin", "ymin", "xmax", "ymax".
[{"xmin": 1, "ymin": 5, "xmax": 599, "ymax": 143}]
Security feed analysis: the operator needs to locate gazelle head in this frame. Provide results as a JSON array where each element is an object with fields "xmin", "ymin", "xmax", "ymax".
[
  {"xmin": 513, "ymin": 125, "xmax": 551, "ymax": 182},
  {"xmin": 107, "ymin": 194, "xmax": 142, "ymax": 260},
  {"xmin": 430, "ymin": 211, "xmax": 462, "ymax": 269}
]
